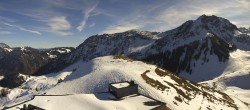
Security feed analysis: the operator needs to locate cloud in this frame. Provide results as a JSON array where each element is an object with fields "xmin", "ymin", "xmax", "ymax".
[
  {"xmin": 151, "ymin": 0, "xmax": 250, "ymax": 31},
  {"xmin": 89, "ymin": 22, "xmax": 95, "ymax": 28},
  {"xmin": 48, "ymin": 16, "xmax": 73, "ymax": 36},
  {"xmin": 101, "ymin": 24, "xmax": 141, "ymax": 34},
  {"xmin": 1, "ymin": 0, "xmax": 250, "ymax": 38},
  {"xmin": 77, "ymin": 2, "xmax": 99, "ymax": 32},
  {"xmin": 98, "ymin": 0, "xmax": 250, "ymax": 33},
  {"xmin": 49, "ymin": 16, "xmax": 71, "ymax": 31},
  {"xmin": 52, "ymin": 31, "xmax": 73, "ymax": 36},
  {"xmin": 3, "ymin": 22, "xmax": 41, "ymax": 35},
  {"xmin": 0, "ymin": 16, "xmax": 16, "ymax": 23},
  {"xmin": 0, "ymin": 31, "xmax": 12, "ymax": 35}
]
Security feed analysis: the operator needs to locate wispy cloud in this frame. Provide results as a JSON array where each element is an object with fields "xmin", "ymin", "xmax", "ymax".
[
  {"xmin": 99, "ymin": 0, "xmax": 250, "ymax": 33},
  {"xmin": 3, "ymin": 22, "xmax": 41, "ymax": 35},
  {"xmin": 0, "ymin": 31, "xmax": 12, "ymax": 35},
  {"xmin": 77, "ymin": 2, "xmax": 99, "ymax": 32},
  {"xmin": 101, "ymin": 24, "xmax": 141, "ymax": 34},
  {"xmin": 51, "ymin": 30, "xmax": 72, "ymax": 36},
  {"xmin": 0, "ymin": 16, "xmax": 16, "ymax": 23},
  {"xmin": 0, "ymin": 0, "xmax": 250, "ymax": 38},
  {"xmin": 89, "ymin": 22, "xmax": 96, "ymax": 28},
  {"xmin": 146, "ymin": 0, "xmax": 250, "ymax": 31}
]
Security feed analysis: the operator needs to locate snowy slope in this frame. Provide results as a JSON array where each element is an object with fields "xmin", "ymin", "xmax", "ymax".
[
  {"xmin": 199, "ymin": 49, "xmax": 250, "ymax": 109},
  {"xmin": 36, "ymin": 15, "xmax": 250, "ymax": 83},
  {"xmin": 200, "ymin": 49, "xmax": 250, "ymax": 89},
  {"xmin": 7, "ymin": 93, "xmax": 164, "ymax": 110},
  {"xmin": 1, "ymin": 56, "xmax": 248, "ymax": 110}
]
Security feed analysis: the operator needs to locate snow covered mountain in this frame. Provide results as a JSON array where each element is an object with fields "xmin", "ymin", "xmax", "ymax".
[
  {"xmin": 239, "ymin": 27, "xmax": 250, "ymax": 34},
  {"xmin": 1, "ymin": 56, "xmax": 249, "ymax": 110},
  {"xmin": 0, "ymin": 43, "xmax": 11, "ymax": 59},
  {"xmin": 36, "ymin": 15, "xmax": 249, "ymax": 82},
  {"xmin": 0, "ymin": 43, "xmax": 10, "ymax": 48},
  {"xmin": 0, "ymin": 45, "xmax": 74, "ymax": 88},
  {"xmin": 1, "ymin": 15, "xmax": 250, "ymax": 110}
]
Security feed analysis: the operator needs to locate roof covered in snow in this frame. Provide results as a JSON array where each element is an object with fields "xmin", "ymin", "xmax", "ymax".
[
  {"xmin": 111, "ymin": 82, "xmax": 130, "ymax": 89},
  {"xmin": 6, "ymin": 93, "xmax": 166, "ymax": 110}
]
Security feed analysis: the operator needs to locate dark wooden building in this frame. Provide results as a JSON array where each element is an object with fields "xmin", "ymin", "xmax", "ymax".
[
  {"xmin": 20, "ymin": 104, "xmax": 44, "ymax": 110},
  {"xmin": 108, "ymin": 81, "xmax": 138, "ymax": 98}
]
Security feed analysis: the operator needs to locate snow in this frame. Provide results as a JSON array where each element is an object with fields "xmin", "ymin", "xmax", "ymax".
[
  {"xmin": 1, "ymin": 15, "xmax": 249, "ymax": 109},
  {"xmin": 224, "ymin": 87, "xmax": 250, "ymax": 103},
  {"xmin": 201, "ymin": 49, "xmax": 250, "ymax": 89},
  {"xmin": 111, "ymin": 82, "xmax": 130, "ymax": 88},
  {"xmin": 4, "ymin": 48, "xmax": 12, "ymax": 52},
  {"xmin": 65, "ymin": 49, "xmax": 71, "ymax": 53},
  {"xmin": 0, "ymin": 55, "xmax": 248, "ymax": 109},
  {"xmin": 179, "ymin": 53, "xmax": 228, "ymax": 82},
  {"xmin": 7, "ymin": 93, "xmax": 163, "ymax": 110},
  {"xmin": 0, "ymin": 76, "xmax": 3, "ymax": 81},
  {"xmin": 20, "ymin": 47, "xmax": 26, "ymax": 51},
  {"xmin": 8, "ymin": 89, "xmax": 28, "ymax": 100},
  {"xmin": 56, "ymin": 48, "xmax": 71, "ymax": 53},
  {"xmin": 199, "ymin": 49, "xmax": 250, "ymax": 109},
  {"xmin": 47, "ymin": 53, "xmax": 57, "ymax": 58}
]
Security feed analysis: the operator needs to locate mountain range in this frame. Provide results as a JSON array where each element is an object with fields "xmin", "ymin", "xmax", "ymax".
[
  {"xmin": 0, "ymin": 15, "xmax": 250, "ymax": 109},
  {"xmin": 35, "ymin": 15, "xmax": 250, "ymax": 82}
]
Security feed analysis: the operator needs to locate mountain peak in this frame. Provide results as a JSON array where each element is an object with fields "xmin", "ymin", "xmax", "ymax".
[
  {"xmin": 0, "ymin": 43, "xmax": 10, "ymax": 48},
  {"xmin": 124, "ymin": 29, "xmax": 158, "ymax": 36},
  {"xmin": 197, "ymin": 14, "xmax": 222, "ymax": 21},
  {"xmin": 196, "ymin": 14, "xmax": 237, "ymax": 30}
]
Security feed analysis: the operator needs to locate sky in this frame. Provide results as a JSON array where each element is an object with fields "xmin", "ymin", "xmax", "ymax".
[{"xmin": 0, "ymin": 0, "xmax": 250, "ymax": 48}]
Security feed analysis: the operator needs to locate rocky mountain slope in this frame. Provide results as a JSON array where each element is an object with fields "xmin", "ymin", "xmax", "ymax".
[
  {"xmin": 239, "ymin": 27, "xmax": 250, "ymax": 34},
  {"xmin": 1, "ymin": 56, "xmax": 249, "ymax": 110},
  {"xmin": 0, "ymin": 44, "xmax": 74, "ymax": 88},
  {"xmin": 36, "ymin": 15, "xmax": 249, "ymax": 82}
]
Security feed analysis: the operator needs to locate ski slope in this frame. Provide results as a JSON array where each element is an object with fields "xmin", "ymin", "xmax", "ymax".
[
  {"xmin": 1, "ymin": 56, "xmax": 248, "ymax": 110},
  {"xmin": 7, "ymin": 93, "xmax": 165, "ymax": 110}
]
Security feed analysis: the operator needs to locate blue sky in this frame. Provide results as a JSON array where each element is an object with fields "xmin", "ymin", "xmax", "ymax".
[{"xmin": 0, "ymin": 0, "xmax": 249, "ymax": 48}]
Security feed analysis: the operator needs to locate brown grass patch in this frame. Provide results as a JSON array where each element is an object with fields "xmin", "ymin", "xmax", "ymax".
[
  {"xmin": 155, "ymin": 68, "xmax": 169, "ymax": 77},
  {"xmin": 141, "ymin": 70, "xmax": 169, "ymax": 91},
  {"xmin": 156, "ymin": 67, "xmax": 238, "ymax": 109},
  {"xmin": 175, "ymin": 96, "xmax": 183, "ymax": 102}
]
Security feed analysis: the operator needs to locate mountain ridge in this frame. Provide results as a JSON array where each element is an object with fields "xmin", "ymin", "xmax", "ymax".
[
  {"xmin": 0, "ymin": 46, "xmax": 74, "ymax": 88},
  {"xmin": 34, "ymin": 15, "xmax": 247, "ymax": 82}
]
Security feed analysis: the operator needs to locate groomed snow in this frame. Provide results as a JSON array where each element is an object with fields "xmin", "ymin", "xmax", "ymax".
[
  {"xmin": 111, "ymin": 82, "xmax": 130, "ymax": 89},
  {"xmin": 1, "ymin": 56, "xmax": 248, "ymax": 110},
  {"xmin": 7, "ymin": 93, "xmax": 163, "ymax": 110}
]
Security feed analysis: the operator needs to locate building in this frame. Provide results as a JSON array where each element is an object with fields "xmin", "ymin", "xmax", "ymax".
[
  {"xmin": 108, "ymin": 81, "xmax": 138, "ymax": 98},
  {"xmin": 20, "ymin": 104, "xmax": 44, "ymax": 110},
  {"xmin": 6, "ymin": 81, "xmax": 169, "ymax": 110}
]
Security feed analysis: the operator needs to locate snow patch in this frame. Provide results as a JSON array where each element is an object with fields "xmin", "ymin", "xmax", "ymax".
[{"xmin": 0, "ymin": 76, "xmax": 4, "ymax": 81}]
